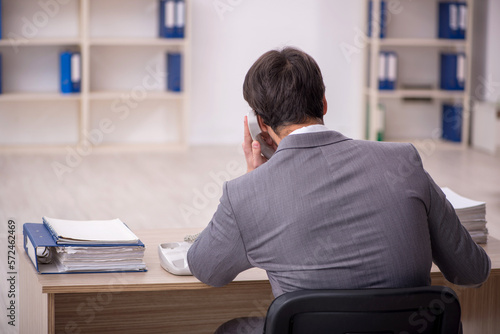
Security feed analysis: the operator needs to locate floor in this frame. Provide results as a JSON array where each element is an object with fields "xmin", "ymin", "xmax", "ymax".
[
  {"xmin": 0, "ymin": 140, "xmax": 499, "ymax": 333},
  {"xmin": 1, "ymin": 140, "xmax": 498, "ymax": 236},
  {"xmin": 0, "ymin": 144, "xmax": 247, "ymax": 233}
]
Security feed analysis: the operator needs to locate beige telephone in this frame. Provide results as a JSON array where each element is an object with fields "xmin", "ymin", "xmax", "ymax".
[
  {"xmin": 247, "ymin": 111, "xmax": 276, "ymax": 159},
  {"xmin": 158, "ymin": 242, "xmax": 192, "ymax": 276},
  {"xmin": 157, "ymin": 233, "xmax": 200, "ymax": 276}
]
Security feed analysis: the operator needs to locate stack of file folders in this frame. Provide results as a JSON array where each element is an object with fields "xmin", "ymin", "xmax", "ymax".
[
  {"xmin": 438, "ymin": 2, "xmax": 467, "ymax": 39},
  {"xmin": 367, "ymin": 0, "xmax": 386, "ymax": 38},
  {"xmin": 440, "ymin": 53, "xmax": 465, "ymax": 91},
  {"xmin": 378, "ymin": 51, "xmax": 397, "ymax": 90},
  {"xmin": 159, "ymin": 0, "xmax": 185, "ymax": 38},
  {"xmin": 23, "ymin": 217, "xmax": 147, "ymax": 274},
  {"xmin": 442, "ymin": 103, "xmax": 462, "ymax": 142},
  {"xmin": 442, "ymin": 187, "xmax": 487, "ymax": 244},
  {"xmin": 60, "ymin": 51, "xmax": 81, "ymax": 94}
]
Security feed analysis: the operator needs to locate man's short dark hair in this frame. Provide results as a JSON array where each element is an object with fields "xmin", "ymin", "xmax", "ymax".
[{"xmin": 243, "ymin": 47, "xmax": 325, "ymax": 134}]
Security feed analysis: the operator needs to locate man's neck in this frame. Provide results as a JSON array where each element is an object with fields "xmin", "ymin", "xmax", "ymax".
[{"xmin": 270, "ymin": 120, "xmax": 324, "ymax": 145}]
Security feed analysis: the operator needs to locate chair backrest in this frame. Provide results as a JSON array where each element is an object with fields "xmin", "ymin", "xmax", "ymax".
[{"xmin": 263, "ymin": 286, "xmax": 461, "ymax": 334}]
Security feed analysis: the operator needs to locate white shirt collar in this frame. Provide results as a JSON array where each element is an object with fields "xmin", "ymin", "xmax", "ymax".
[{"xmin": 289, "ymin": 124, "xmax": 331, "ymax": 136}]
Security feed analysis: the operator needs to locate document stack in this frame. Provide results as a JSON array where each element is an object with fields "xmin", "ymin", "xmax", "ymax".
[
  {"xmin": 23, "ymin": 217, "xmax": 147, "ymax": 274},
  {"xmin": 441, "ymin": 187, "xmax": 487, "ymax": 244}
]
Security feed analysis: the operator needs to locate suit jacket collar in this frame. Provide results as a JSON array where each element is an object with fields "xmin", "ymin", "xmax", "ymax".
[{"xmin": 275, "ymin": 130, "xmax": 352, "ymax": 153}]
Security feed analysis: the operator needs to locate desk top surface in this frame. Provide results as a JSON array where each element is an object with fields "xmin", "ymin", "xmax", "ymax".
[{"xmin": 20, "ymin": 228, "xmax": 500, "ymax": 294}]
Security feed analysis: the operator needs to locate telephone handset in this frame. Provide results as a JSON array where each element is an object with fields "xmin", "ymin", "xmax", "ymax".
[{"xmin": 247, "ymin": 111, "xmax": 276, "ymax": 159}]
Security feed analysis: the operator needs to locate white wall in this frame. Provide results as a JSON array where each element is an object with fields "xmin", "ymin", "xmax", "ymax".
[
  {"xmin": 4, "ymin": 0, "xmax": 497, "ymax": 146},
  {"xmin": 189, "ymin": 0, "xmax": 365, "ymax": 145},
  {"xmin": 484, "ymin": 0, "xmax": 500, "ymax": 148},
  {"xmin": 484, "ymin": 0, "xmax": 500, "ymax": 104}
]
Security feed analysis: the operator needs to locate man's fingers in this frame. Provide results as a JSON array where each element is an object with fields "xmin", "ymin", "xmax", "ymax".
[
  {"xmin": 242, "ymin": 140, "xmax": 252, "ymax": 157},
  {"xmin": 252, "ymin": 141, "xmax": 267, "ymax": 167},
  {"xmin": 243, "ymin": 116, "xmax": 254, "ymax": 155},
  {"xmin": 243, "ymin": 115, "xmax": 268, "ymax": 173},
  {"xmin": 243, "ymin": 116, "xmax": 252, "ymax": 145}
]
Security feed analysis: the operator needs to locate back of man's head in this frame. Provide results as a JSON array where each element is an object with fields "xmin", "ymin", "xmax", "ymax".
[{"xmin": 243, "ymin": 47, "xmax": 326, "ymax": 134}]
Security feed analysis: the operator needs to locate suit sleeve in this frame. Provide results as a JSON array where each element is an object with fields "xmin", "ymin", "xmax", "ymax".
[
  {"xmin": 420, "ymin": 154, "xmax": 491, "ymax": 286},
  {"xmin": 187, "ymin": 182, "xmax": 252, "ymax": 287}
]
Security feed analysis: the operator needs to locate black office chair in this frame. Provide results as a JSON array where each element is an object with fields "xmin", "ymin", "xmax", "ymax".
[{"xmin": 263, "ymin": 286, "xmax": 461, "ymax": 334}]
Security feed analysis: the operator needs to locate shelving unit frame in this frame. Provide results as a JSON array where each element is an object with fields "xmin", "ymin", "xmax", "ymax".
[
  {"xmin": 363, "ymin": 0, "xmax": 474, "ymax": 147},
  {"xmin": 0, "ymin": 0, "xmax": 191, "ymax": 150}
]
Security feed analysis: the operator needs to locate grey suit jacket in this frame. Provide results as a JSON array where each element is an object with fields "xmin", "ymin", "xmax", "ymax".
[{"xmin": 187, "ymin": 131, "xmax": 491, "ymax": 297}]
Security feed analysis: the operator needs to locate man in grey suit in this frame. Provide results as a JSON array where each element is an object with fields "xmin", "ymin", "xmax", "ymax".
[{"xmin": 187, "ymin": 47, "xmax": 490, "ymax": 333}]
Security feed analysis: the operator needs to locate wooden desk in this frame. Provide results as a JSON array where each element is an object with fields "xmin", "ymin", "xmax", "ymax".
[
  {"xmin": 20, "ymin": 229, "xmax": 273, "ymax": 334},
  {"xmin": 20, "ymin": 229, "xmax": 500, "ymax": 334}
]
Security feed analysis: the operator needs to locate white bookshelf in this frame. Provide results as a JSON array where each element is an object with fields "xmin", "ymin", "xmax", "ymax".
[
  {"xmin": 363, "ymin": 0, "xmax": 474, "ymax": 146},
  {"xmin": 0, "ymin": 0, "xmax": 191, "ymax": 149}
]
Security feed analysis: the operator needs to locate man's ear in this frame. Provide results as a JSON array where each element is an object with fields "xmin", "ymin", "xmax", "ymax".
[
  {"xmin": 323, "ymin": 95, "xmax": 328, "ymax": 116},
  {"xmin": 257, "ymin": 114, "xmax": 269, "ymax": 133}
]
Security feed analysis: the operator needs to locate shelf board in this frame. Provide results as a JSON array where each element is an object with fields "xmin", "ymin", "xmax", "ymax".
[
  {"xmin": 0, "ymin": 38, "xmax": 186, "ymax": 47},
  {"xmin": 369, "ymin": 38, "xmax": 467, "ymax": 48},
  {"xmin": 0, "ymin": 142, "xmax": 187, "ymax": 152},
  {"xmin": 89, "ymin": 91, "xmax": 185, "ymax": 100},
  {"xmin": 0, "ymin": 92, "xmax": 81, "ymax": 102},
  {"xmin": 0, "ymin": 38, "xmax": 81, "ymax": 47},
  {"xmin": 366, "ymin": 89, "xmax": 465, "ymax": 99},
  {"xmin": 89, "ymin": 38, "xmax": 187, "ymax": 47}
]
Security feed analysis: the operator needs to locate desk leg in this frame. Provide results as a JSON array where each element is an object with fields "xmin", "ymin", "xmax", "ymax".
[
  {"xmin": 432, "ymin": 273, "xmax": 500, "ymax": 334},
  {"xmin": 19, "ymin": 251, "xmax": 48, "ymax": 334},
  {"xmin": 48, "ymin": 293, "xmax": 55, "ymax": 334}
]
